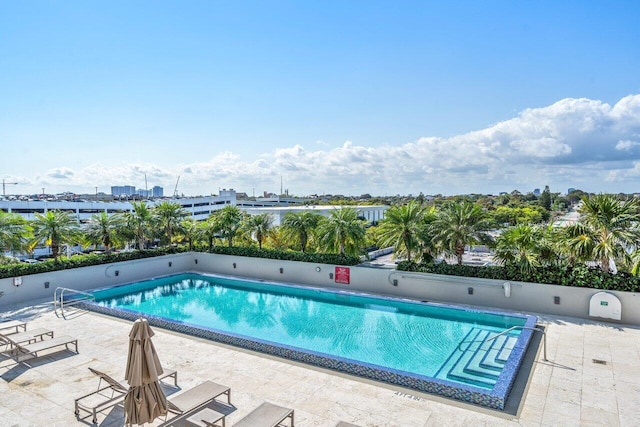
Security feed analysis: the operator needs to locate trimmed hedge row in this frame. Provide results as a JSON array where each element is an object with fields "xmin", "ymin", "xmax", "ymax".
[
  {"xmin": 207, "ymin": 246, "xmax": 360, "ymax": 266},
  {"xmin": 396, "ymin": 261, "xmax": 640, "ymax": 293},
  {"xmin": 0, "ymin": 247, "xmax": 187, "ymax": 279},
  {"xmin": 0, "ymin": 246, "xmax": 360, "ymax": 279}
]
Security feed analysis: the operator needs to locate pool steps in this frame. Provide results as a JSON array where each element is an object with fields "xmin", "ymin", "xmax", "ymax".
[{"xmin": 435, "ymin": 327, "xmax": 519, "ymax": 388}]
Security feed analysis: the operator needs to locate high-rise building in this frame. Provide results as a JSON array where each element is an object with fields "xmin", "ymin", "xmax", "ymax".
[
  {"xmin": 111, "ymin": 185, "xmax": 136, "ymax": 196},
  {"xmin": 152, "ymin": 186, "xmax": 163, "ymax": 197}
]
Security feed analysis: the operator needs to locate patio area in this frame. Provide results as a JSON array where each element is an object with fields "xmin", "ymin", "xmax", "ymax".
[{"xmin": 1, "ymin": 297, "xmax": 639, "ymax": 426}]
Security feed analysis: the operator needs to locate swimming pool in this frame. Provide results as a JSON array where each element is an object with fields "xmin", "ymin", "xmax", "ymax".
[{"xmin": 86, "ymin": 273, "xmax": 537, "ymax": 409}]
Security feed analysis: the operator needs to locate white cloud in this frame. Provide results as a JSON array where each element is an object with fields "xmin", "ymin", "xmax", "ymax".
[{"xmin": 10, "ymin": 94, "xmax": 640, "ymax": 196}]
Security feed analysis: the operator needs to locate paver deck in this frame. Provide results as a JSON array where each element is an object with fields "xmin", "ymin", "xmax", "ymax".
[{"xmin": 1, "ymin": 297, "xmax": 638, "ymax": 426}]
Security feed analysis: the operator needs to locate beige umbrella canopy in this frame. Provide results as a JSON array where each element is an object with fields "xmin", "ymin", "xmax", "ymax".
[{"xmin": 124, "ymin": 318, "xmax": 169, "ymax": 425}]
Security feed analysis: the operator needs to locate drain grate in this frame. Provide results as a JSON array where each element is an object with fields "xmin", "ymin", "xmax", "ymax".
[{"xmin": 592, "ymin": 359, "xmax": 607, "ymax": 365}]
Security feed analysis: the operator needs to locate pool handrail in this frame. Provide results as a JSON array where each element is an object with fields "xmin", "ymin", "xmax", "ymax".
[{"xmin": 54, "ymin": 287, "xmax": 96, "ymax": 318}]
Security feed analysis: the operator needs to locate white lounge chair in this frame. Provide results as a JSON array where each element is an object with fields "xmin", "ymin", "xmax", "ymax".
[
  {"xmin": 167, "ymin": 380, "xmax": 231, "ymax": 416},
  {"xmin": 0, "ymin": 328, "xmax": 53, "ymax": 353},
  {"xmin": 0, "ymin": 319, "xmax": 27, "ymax": 334},
  {"xmin": 75, "ymin": 367, "xmax": 178, "ymax": 424},
  {"xmin": 232, "ymin": 402, "xmax": 294, "ymax": 427},
  {"xmin": 9, "ymin": 335, "xmax": 78, "ymax": 362}
]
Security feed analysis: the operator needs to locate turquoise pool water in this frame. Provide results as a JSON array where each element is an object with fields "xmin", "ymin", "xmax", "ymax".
[{"xmin": 92, "ymin": 273, "xmax": 528, "ymax": 390}]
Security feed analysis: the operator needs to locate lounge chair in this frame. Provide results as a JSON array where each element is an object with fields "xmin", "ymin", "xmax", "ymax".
[
  {"xmin": 232, "ymin": 402, "xmax": 294, "ymax": 427},
  {"xmin": 167, "ymin": 380, "xmax": 231, "ymax": 416},
  {"xmin": 74, "ymin": 367, "xmax": 178, "ymax": 424},
  {"xmin": 9, "ymin": 335, "xmax": 78, "ymax": 362},
  {"xmin": 0, "ymin": 319, "xmax": 27, "ymax": 334},
  {"xmin": 1, "ymin": 328, "xmax": 54, "ymax": 345}
]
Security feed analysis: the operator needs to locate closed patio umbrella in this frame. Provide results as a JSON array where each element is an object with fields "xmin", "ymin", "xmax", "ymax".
[{"xmin": 124, "ymin": 318, "xmax": 169, "ymax": 425}]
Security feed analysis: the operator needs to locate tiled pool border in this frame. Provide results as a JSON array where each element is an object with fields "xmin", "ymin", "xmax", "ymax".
[{"xmin": 79, "ymin": 274, "xmax": 537, "ymax": 410}]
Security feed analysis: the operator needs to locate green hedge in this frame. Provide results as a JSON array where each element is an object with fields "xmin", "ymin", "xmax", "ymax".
[
  {"xmin": 396, "ymin": 261, "xmax": 640, "ymax": 293},
  {"xmin": 207, "ymin": 246, "xmax": 360, "ymax": 266},
  {"xmin": 0, "ymin": 247, "xmax": 187, "ymax": 279},
  {"xmin": 0, "ymin": 246, "xmax": 359, "ymax": 279}
]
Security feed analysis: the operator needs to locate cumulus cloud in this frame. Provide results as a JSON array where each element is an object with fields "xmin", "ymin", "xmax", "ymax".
[{"xmin": 13, "ymin": 94, "xmax": 640, "ymax": 196}]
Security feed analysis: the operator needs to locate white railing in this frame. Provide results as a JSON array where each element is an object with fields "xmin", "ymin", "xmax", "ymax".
[{"xmin": 54, "ymin": 287, "xmax": 95, "ymax": 318}]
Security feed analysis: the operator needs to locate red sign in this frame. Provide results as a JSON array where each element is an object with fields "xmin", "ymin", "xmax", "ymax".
[{"xmin": 335, "ymin": 266, "xmax": 350, "ymax": 284}]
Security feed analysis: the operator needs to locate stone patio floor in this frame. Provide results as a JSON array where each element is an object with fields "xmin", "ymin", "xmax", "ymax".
[{"xmin": 1, "ymin": 297, "xmax": 639, "ymax": 426}]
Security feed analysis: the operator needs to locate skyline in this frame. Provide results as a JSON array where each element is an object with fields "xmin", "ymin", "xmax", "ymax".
[{"xmin": 1, "ymin": 2, "xmax": 640, "ymax": 197}]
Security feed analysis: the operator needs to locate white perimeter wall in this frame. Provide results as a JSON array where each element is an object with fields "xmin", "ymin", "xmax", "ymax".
[{"xmin": 1, "ymin": 252, "xmax": 639, "ymax": 325}]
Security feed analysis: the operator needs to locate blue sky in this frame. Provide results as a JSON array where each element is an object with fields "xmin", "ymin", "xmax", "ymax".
[{"xmin": 1, "ymin": 1, "xmax": 639, "ymax": 197}]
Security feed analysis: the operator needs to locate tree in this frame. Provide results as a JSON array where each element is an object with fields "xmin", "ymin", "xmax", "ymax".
[
  {"xmin": 539, "ymin": 185, "xmax": 552, "ymax": 211},
  {"xmin": 281, "ymin": 211, "xmax": 322, "ymax": 252},
  {"xmin": 83, "ymin": 212, "xmax": 123, "ymax": 254},
  {"xmin": 215, "ymin": 205, "xmax": 244, "ymax": 247},
  {"xmin": 179, "ymin": 217, "xmax": 199, "ymax": 251},
  {"xmin": 244, "ymin": 213, "xmax": 274, "ymax": 249},
  {"xmin": 432, "ymin": 201, "xmax": 492, "ymax": 265},
  {"xmin": 31, "ymin": 210, "xmax": 80, "ymax": 261},
  {"xmin": 0, "ymin": 211, "xmax": 30, "ymax": 257},
  {"xmin": 198, "ymin": 216, "xmax": 220, "ymax": 250},
  {"xmin": 317, "ymin": 207, "xmax": 367, "ymax": 256},
  {"xmin": 565, "ymin": 194, "xmax": 640, "ymax": 273},
  {"xmin": 153, "ymin": 201, "xmax": 187, "ymax": 246},
  {"xmin": 494, "ymin": 224, "xmax": 549, "ymax": 273},
  {"xmin": 415, "ymin": 207, "xmax": 439, "ymax": 263},
  {"xmin": 376, "ymin": 201, "xmax": 426, "ymax": 262},
  {"xmin": 124, "ymin": 202, "xmax": 153, "ymax": 250}
]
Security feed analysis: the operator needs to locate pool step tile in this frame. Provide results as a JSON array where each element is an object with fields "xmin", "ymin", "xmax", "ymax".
[
  {"xmin": 479, "ymin": 335, "xmax": 508, "ymax": 371},
  {"xmin": 437, "ymin": 329, "xmax": 522, "ymax": 388},
  {"xmin": 497, "ymin": 336, "xmax": 517, "ymax": 362},
  {"xmin": 463, "ymin": 338, "xmax": 505, "ymax": 379},
  {"xmin": 446, "ymin": 330, "xmax": 498, "ymax": 387}
]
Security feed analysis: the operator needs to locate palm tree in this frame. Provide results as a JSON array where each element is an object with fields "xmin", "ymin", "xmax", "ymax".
[
  {"xmin": 244, "ymin": 213, "xmax": 273, "ymax": 249},
  {"xmin": 281, "ymin": 211, "xmax": 322, "ymax": 252},
  {"xmin": 153, "ymin": 201, "xmax": 187, "ymax": 246},
  {"xmin": 264, "ymin": 227, "xmax": 288, "ymax": 250},
  {"xmin": 493, "ymin": 224, "xmax": 562, "ymax": 273},
  {"xmin": 124, "ymin": 202, "xmax": 153, "ymax": 250},
  {"xmin": 83, "ymin": 212, "xmax": 123, "ymax": 254},
  {"xmin": 565, "ymin": 194, "xmax": 640, "ymax": 272},
  {"xmin": 215, "ymin": 205, "xmax": 244, "ymax": 247},
  {"xmin": 376, "ymin": 201, "xmax": 425, "ymax": 262},
  {"xmin": 432, "ymin": 200, "xmax": 492, "ymax": 265},
  {"xmin": 31, "ymin": 210, "xmax": 80, "ymax": 261},
  {"xmin": 415, "ymin": 207, "xmax": 439, "ymax": 263},
  {"xmin": 178, "ymin": 217, "xmax": 199, "ymax": 251},
  {"xmin": 317, "ymin": 207, "xmax": 367, "ymax": 256},
  {"xmin": 198, "ymin": 216, "xmax": 220, "ymax": 250},
  {"xmin": 0, "ymin": 211, "xmax": 30, "ymax": 258}
]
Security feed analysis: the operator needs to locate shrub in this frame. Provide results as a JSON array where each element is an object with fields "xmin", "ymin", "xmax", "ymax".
[
  {"xmin": 396, "ymin": 261, "xmax": 640, "ymax": 292},
  {"xmin": 0, "ymin": 246, "xmax": 359, "ymax": 279}
]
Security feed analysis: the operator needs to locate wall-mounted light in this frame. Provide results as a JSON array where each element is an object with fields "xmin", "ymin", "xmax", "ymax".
[
  {"xmin": 329, "ymin": 273, "xmax": 334, "ymax": 279},
  {"xmin": 279, "ymin": 267, "xmax": 284, "ymax": 274},
  {"xmin": 468, "ymin": 287, "xmax": 474, "ymax": 295},
  {"xmin": 44, "ymin": 281, "xmax": 50, "ymax": 289},
  {"xmin": 392, "ymin": 279, "xmax": 398, "ymax": 287},
  {"xmin": 315, "ymin": 266, "xmax": 321, "ymax": 272},
  {"xmin": 233, "ymin": 263, "xmax": 236, "ymax": 269},
  {"xmin": 168, "ymin": 262, "xmax": 172, "ymax": 267},
  {"xmin": 194, "ymin": 259, "xmax": 198, "ymax": 265},
  {"xmin": 554, "ymin": 296, "xmax": 560, "ymax": 305}
]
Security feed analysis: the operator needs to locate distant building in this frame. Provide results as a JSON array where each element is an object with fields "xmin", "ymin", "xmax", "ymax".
[
  {"xmin": 567, "ymin": 187, "xmax": 576, "ymax": 194},
  {"xmin": 111, "ymin": 185, "xmax": 136, "ymax": 196},
  {"xmin": 151, "ymin": 186, "xmax": 163, "ymax": 197}
]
